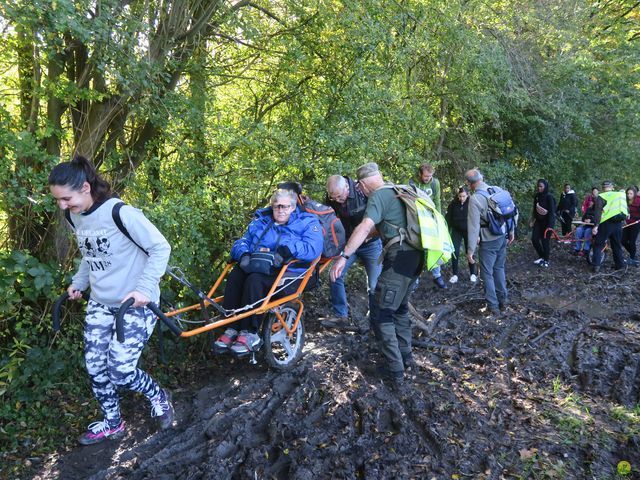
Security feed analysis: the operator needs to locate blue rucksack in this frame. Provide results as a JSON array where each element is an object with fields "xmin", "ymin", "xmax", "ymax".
[{"xmin": 476, "ymin": 187, "xmax": 518, "ymax": 235}]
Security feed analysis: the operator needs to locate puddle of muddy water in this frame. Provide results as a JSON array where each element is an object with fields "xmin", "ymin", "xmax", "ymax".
[{"xmin": 523, "ymin": 293, "xmax": 611, "ymax": 318}]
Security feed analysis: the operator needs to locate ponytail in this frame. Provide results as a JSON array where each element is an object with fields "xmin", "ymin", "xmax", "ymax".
[{"xmin": 48, "ymin": 155, "xmax": 111, "ymax": 202}]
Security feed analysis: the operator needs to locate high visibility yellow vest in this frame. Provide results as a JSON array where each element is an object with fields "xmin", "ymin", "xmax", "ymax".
[
  {"xmin": 416, "ymin": 199, "xmax": 454, "ymax": 270},
  {"xmin": 599, "ymin": 190, "xmax": 628, "ymax": 223}
]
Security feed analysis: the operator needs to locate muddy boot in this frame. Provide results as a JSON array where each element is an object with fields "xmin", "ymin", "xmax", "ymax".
[
  {"xmin": 402, "ymin": 353, "xmax": 418, "ymax": 373},
  {"xmin": 377, "ymin": 365, "xmax": 405, "ymax": 390},
  {"xmin": 320, "ymin": 316, "xmax": 357, "ymax": 331},
  {"xmin": 352, "ymin": 315, "xmax": 371, "ymax": 335}
]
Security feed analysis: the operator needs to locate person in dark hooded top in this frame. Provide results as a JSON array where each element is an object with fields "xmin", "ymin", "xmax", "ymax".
[
  {"xmin": 445, "ymin": 186, "xmax": 478, "ymax": 283},
  {"xmin": 557, "ymin": 183, "xmax": 577, "ymax": 237},
  {"xmin": 529, "ymin": 179, "xmax": 556, "ymax": 267}
]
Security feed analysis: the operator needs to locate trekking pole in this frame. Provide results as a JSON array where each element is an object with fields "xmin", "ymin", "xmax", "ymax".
[{"xmin": 115, "ymin": 299, "xmax": 183, "ymax": 343}]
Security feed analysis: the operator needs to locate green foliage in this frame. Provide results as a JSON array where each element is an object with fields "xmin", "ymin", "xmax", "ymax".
[
  {"xmin": 0, "ymin": 250, "xmax": 83, "ymax": 466},
  {"xmin": 0, "ymin": 0, "xmax": 640, "ymax": 473},
  {"xmin": 0, "ymin": 250, "xmax": 59, "ymax": 314}
]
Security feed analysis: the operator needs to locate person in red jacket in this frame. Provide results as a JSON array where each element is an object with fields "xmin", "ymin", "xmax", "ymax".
[{"xmin": 621, "ymin": 186, "xmax": 640, "ymax": 266}]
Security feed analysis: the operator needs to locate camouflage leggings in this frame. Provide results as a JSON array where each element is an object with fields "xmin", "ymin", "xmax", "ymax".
[{"xmin": 84, "ymin": 300, "xmax": 161, "ymax": 426}]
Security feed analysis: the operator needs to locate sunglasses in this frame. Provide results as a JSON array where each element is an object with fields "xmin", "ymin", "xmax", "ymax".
[{"xmin": 272, "ymin": 204, "xmax": 293, "ymax": 211}]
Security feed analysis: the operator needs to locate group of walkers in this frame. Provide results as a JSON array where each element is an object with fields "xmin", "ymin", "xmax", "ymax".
[
  {"xmin": 48, "ymin": 153, "xmax": 637, "ymax": 447},
  {"xmin": 319, "ymin": 164, "xmax": 514, "ymax": 382},
  {"xmin": 529, "ymin": 179, "xmax": 640, "ymax": 272}
]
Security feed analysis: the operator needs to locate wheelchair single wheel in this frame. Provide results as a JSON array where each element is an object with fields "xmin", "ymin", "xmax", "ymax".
[
  {"xmin": 262, "ymin": 305, "xmax": 304, "ymax": 371},
  {"xmin": 587, "ymin": 246, "xmax": 607, "ymax": 266}
]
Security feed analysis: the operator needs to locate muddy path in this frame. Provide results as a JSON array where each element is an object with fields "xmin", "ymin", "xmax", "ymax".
[{"xmin": 32, "ymin": 241, "xmax": 640, "ymax": 479}]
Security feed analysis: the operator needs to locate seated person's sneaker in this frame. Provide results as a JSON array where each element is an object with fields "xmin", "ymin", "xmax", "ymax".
[
  {"xmin": 150, "ymin": 389, "xmax": 175, "ymax": 430},
  {"xmin": 230, "ymin": 331, "xmax": 263, "ymax": 354},
  {"xmin": 449, "ymin": 275, "xmax": 458, "ymax": 284},
  {"xmin": 78, "ymin": 420, "xmax": 125, "ymax": 445},
  {"xmin": 213, "ymin": 328, "xmax": 238, "ymax": 352},
  {"xmin": 470, "ymin": 274, "xmax": 478, "ymax": 283}
]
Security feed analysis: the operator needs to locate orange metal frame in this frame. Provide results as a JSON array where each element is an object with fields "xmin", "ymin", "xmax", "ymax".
[
  {"xmin": 544, "ymin": 227, "xmax": 576, "ymax": 243},
  {"xmin": 164, "ymin": 257, "xmax": 333, "ymax": 338}
]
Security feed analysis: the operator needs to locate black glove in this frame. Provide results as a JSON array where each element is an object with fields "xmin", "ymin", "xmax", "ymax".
[
  {"xmin": 239, "ymin": 253, "xmax": 251, "ymax": 271},
  {"xmin": 273, "ymin": 253, "xmax": 284, "ymax": 268},
  {"xmin": 277, "ymin": 245, "xmax": 293, "ymax": 262}
]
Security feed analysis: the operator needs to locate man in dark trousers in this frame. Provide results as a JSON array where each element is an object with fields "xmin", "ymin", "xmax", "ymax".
[
  {"xmin": 321, "ymin": 174, "xmax": 382, "ymax": 332},
  {"xmin": 557, "ymin": 183, "xmax": 577, "ymax": 238},
  {"xmin": 330, "ymin": 162, "xmax": 423, "ymax": 385},
  {"xmin": 591, "ymin": 180, "xmax": 628, "ymax": 273}
]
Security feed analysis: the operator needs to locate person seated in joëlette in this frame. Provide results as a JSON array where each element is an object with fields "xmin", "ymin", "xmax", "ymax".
[
  {"xmin": 573, "ymin": 187, "xmax": 598, "ymax": 257},
  {"xmin": 214, "ymin": 189, "xmax": 323, "ymax": 355}
]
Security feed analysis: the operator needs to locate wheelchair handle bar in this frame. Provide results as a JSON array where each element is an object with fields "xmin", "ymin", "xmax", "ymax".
[
  {"xmin": 52, "ymin": 292, "xmax": 70, "ymax": 332},
  {"xmin": 115, "ymin": 298, "xmax": 183, "ymax": 342}
]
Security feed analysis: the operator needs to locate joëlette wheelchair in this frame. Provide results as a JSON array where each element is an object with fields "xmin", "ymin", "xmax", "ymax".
[
  {"xmin": 545, "ymin": 219, "xmax": 639, "ymax": 266},
  {"xmin": 53, "ymin": 257, "xmax": 332, "ymax": 371}
]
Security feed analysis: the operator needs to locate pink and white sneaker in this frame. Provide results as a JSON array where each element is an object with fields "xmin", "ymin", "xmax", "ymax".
[{"xmin": 78, "ymin": 420, "xmax": 126, "ymax": 445}]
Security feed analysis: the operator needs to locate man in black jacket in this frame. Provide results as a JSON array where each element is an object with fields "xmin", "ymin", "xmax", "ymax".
[
  {"xmin": 322, "ymin": 175, "xmax": 382, "ymax": 332},
  {"xmin": 557, "ymin": 183, "xmax": 577, "ymax": 237}
]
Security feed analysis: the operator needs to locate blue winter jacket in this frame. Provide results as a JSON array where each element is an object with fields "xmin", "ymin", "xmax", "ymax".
[{"xmin": 231, "ymin": 207, "xmax": 323, "ymax": 273}]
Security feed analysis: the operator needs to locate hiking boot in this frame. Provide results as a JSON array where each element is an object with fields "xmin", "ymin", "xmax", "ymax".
[
  {"xmin": 449, "ymin": 275, "xmax": 459, "ymax": 284},
  {"xmin": 320, "ymin": 315, "xmax": 353, "ymax": 330},
  {"xmin": 230, "ymin": 331, "xmax": 263, "ymax": 355},
  {"xmin": 78, "ymin": 420, "xmax": 126, "ymax": 446},
  {"xmin": 213, "ymin": 328, "xmax": 238, "ymax": 353},
  {"xmin": 533, "ymin": 258, "xmax": 544, "ymax": 265},
  {"xmin": 469, "ymin": 274, "xmax": 478, "ymax": 283},
  {"xmin": 433, "ymin": 276, "xmax": 447, "ymax": 289},
  {"xmin": 150, "ymin": 389, "xmax": 175, "ymax": 430},
  {"xmin": 402, "ymin": 355, "xmax": 419, "ymax": 373},
  {"xmin": 376, "ymin": 365, "xmax": 405, "ymax": 386},
  {"xmin": 480, "ymin": 304, "xmax": 500, "ymax": 317}
]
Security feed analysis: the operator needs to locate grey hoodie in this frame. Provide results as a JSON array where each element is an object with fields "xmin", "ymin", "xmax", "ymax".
[{"xmin": 69, "ymin": 197, "xmax": 171, "ymax": 308}]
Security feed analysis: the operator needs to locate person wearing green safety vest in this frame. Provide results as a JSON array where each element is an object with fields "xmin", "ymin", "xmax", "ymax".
[
  {"xmin": 591, "ymin": 180, "xmax": 628, "ymax": 273},
  {"xmin": 410, "ymin": 163, "xmax": 447, "ymax": 289},
  {"xmin": 330, "ymin": 162, "xmax": 424, "ymax": 387}
]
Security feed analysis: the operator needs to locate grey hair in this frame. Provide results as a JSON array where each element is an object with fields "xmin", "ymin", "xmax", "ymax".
[
  {"xmin": 270, "ymin": 189, "xmax": 298, "ymax": 207},
  {"xmin": 464, "ymin": 169, "xmax": 483, "ymax": 184},
  {"xmin": 326, "ymin": 175, "xmax": 347, "ymax": 191}
]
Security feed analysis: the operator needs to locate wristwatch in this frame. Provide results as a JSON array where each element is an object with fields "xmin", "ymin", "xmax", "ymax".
[{"xmin": 340, "ymin": 250, "xmax": 350, "ymax": 260}]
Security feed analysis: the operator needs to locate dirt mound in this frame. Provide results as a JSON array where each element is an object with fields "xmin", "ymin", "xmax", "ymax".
[{"xmin": 33, "ymin": 242, "xmax": 640, "ymax": 479}]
